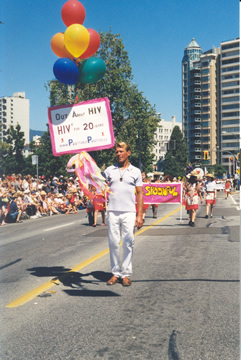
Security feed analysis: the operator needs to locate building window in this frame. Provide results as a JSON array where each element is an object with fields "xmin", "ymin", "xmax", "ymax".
[
  {"xmin": 222, "ymin": 50, "xmax": 240, "ymax": 57},
  {"xmin": 222, "ymin": 58, "xmax": 239, "ymax": 65},
  {"xmin": 201, "ymin": 68, "xmax": 210, "ymax": 75},
  {"xmin": 202, "ymin": 106, "xmax": 210, "ymax": 112},
  {"xmin": 222, "ymin": 96, "xmax": 239, "ymax": 102},
  {"xmin": 222, "ymin": 42, "xmax": 239, "ymax": 50},
  {"xmin": 222, "ymin": 119, "xmax": 239, "ymax": 125},
  {"xmin": 222, "ymin": 88, "xmax": 239, "ymax": 95},
  {"xmin": 222, "ymin": 142, "xmax": 239, "ymax": 148},
  {"xmin": 202, "ymin": 129, "xmax": 210, "ymax": 135},
  {"xmin": 222, "ymin": 65, "xmax": 239, "ymax": 72},
  {"xmin": 222, "ymin": 111, "xmax": 239, "ymax": 117},
  {"xmin": 202, "ymin": 83, "xmax": 210, "ymax": 90},
  {"xmin": 222, "ymin": 73, "xmax": 239, "ymax": 80},
  {"xmin": 202, "ymin": 121, "xmax": 210, "ymax": 127},
  {"xmin": 202, "ymin": 76, "xmax": 210, "ymax": 82},
  {"xmin": 222, "ymin": 104, "xmax": 240, "ymax": 110},
  {"xmin": 222, "ymin": 80, "xmax": 239, "ymax": 87}
]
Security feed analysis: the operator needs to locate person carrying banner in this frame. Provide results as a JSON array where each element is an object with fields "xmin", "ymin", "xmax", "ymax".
[{"xmin": 104, "ymin": 142, "xmax": 143, "ymax": 287}]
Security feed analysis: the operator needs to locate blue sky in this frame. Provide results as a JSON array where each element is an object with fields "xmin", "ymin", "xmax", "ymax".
[{"xmin": 1, "ymin": 0, "xmax": 239, "ymax": 131}]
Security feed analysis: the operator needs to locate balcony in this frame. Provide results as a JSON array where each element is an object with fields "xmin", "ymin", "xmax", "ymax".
[
  {"xmin": 195, "ymin": 155, "xmax": 202, "ymax": 160},
  {"xmin": 194, "ymin": 148, "xmax": 201, "ymax": 152},
  {"xmin": 195, "ymin": 133, "xmax": 201, "ymax": 137},
  {"xmin": 194, "ymin": 88, "xmax": 201, "ymax": 92},
  {"xmin": 194, "ymin": 118, "xmax": 201, "ymax": 122},
  {"xmin": 194, "ymin": 140, "xmax": 201, "ymax": 144},
  {"xmin": 195, "ymin": 125, "xmax": 201, "ymax": 130}
]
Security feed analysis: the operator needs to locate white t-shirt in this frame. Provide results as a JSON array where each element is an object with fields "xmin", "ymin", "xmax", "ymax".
[
  {"xmin": 205, "ymin": 180, "xmax": 216, "ymax": 192},
  {"xmin": 104, "ymin": 163, "xmax": 142, "ymax": 212}
]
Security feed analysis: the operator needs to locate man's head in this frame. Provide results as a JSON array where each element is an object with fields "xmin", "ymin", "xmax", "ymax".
[{"xmin": 115, "ymin": 142, "xmax": 131, "ymax": 165}]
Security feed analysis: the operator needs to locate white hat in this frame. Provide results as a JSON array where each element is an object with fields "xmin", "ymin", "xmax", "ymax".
[
  {"xmin": 24, "ymin": 189, "xmax": 30, "ymax": 193},
  {"xmin": 53, "ymin": 177, "xmax": 58, "ymax": 180}
]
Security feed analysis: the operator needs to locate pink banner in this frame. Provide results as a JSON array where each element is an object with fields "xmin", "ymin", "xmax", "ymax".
[{"xmin": 142, "ymin": 183, "xmax": 182, "ymax": 204}]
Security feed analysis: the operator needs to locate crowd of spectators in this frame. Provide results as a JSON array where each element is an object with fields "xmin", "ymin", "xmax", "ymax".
[
  {"xmin": 1, "ymin": 171, "xmax": 239, "ymax": 227},
  {"xmin": 0, "ymin": 173, "xmax": 89, "ymax": 226}
]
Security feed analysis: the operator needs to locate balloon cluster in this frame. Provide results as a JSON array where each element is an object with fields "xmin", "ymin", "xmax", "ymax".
[{"xmin": 51, "ymin": 0, "xmax": 106, "ymax": 85}]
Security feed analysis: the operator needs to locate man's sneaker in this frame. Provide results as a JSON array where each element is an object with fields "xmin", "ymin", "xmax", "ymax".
[
  {"xmin": 30, "ymin": 215, "xmax": 38, "ymax": 219},
  {"xmin": 190, "ymin": 222, "xmax": 195, "ymax": 227},
  {"xmin": 205, "ymin": 215, "xmax": 208, "ymax": 219}
]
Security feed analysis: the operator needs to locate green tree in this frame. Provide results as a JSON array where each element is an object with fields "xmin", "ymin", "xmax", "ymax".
[
  {"xmin": 163, "ymin": 126, "xmax": 188, "ymax": 177},
  {"xmin": 25, "ymin": 126, "xmax": 71, "ymax": 178},
  {"xmin": 5, "ymin": 124, "xmax": 26, "ymax": 174},
  {"xmin": 0, "ymin": 141, "xmax": 11, "ymax": 176},
  {"xmin": 209, "ymin": 164, "xmax": 226, "ymax": 178},
  {"xmin": 45, "ymin": 30, "xmax": 159, "ymax": 170}
]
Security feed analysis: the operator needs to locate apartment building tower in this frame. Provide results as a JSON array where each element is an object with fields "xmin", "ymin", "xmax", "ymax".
[
  {"xmin": 182, "ymin": 37, "xmax": 240, "ymax": 173},
  {"xmin": 0, "ymin": 92, "xmax": 30, "ymax": 145},
  {"xmin": 220, "ymin": 38, "xmax": 240, "ymax": 170}
]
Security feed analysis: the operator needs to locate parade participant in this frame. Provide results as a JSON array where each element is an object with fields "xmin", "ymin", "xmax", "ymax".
[
  {"xmin": 151, "ymin": 172, "xmax": 161, "ymax": 218},
  {"xmin": 141, "ymin": 171, "xmax": 149, "ymax": 223},
  {"xmin": 225, "ymin": 179, "xmax": 231, "ymax": 199},
  {"xmin": 184, "ymin": 170, "xmax": 201, "ymax": 227},
  {"xmin": 204, "ymin": 173, "xmax": 217, "ymax": 218},
  {"xmin": 65, "ymin": 188, "xmax": 78, "ymax": 214},
  {"xmin": 104, "ymin": 142, "xmax": 143, "ymax": 287},
  {"xmin": 86, "ymin": 187, "xmax": 95, "ymax": 225},
  {"xmin": 93, "ymin": 188, "xmax": 105, "ymax": 227}
]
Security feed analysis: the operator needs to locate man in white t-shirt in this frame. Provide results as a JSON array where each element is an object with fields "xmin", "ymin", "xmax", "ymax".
[{"xmin": 104, "ymin": 142, "xmax": 143, "ymax": 287}]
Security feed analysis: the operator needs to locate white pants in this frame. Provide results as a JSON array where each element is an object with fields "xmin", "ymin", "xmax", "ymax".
[{"xmin": 107, "ymin": 211, "xmax": 136, "ymax": 279}]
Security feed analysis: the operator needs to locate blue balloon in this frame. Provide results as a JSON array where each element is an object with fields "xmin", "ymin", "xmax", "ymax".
[
  {"xmin": 53, "ymin": 58, "xmax": 79, "ymax": 85},
  {"xmin": 78, "ymin": 57, "xmax": 106, "ymax": 84}
]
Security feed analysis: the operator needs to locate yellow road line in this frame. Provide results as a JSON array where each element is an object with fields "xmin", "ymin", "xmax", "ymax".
[{"xmin": 6, "ymin": 206, "xmax": 181, "ymax": 308}]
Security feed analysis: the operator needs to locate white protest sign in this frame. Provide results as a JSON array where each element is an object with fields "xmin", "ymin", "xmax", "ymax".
[{"xmin": 48, "ymin": 97, "xmax": 115, "ymax": 156}]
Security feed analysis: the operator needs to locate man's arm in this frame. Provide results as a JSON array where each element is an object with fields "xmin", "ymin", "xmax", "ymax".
[{"xmin": 135, "ymin": 186, "xmax": 143, "ymax": 229}]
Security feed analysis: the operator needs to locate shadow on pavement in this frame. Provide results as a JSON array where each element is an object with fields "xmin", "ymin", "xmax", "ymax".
[{"xmin": 27, "ymin": 267, "xmax": 112, "ymax": 289}]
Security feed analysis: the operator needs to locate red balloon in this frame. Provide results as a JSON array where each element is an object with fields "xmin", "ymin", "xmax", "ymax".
[
  {"xmin": 61, "ymin": 0, "xmax": 86, "ymax": 27},
  {"xmin": 79, "ymin": 29, "xmax": 101, "ymax": 59}
]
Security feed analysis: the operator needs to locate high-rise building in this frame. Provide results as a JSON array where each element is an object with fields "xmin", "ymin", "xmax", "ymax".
[
  {"xmin": 0, "ymin": 92, "xmax": 30, "ymax": 145},
  {"xmin": 182, "ymin": 39, "xmax": 203, "ymax": 166},
  {"xmin": 220, "ymin": 38, "xmax": 240, "ymax": 170},
  {"xmin": 182, "ymin": 38, "xmax": 240, "ymax": 173}
]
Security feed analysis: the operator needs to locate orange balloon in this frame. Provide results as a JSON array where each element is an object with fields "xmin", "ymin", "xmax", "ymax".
[{"xmin": 51, "ymin": 32, "xmax": 74, "ymax": 60}]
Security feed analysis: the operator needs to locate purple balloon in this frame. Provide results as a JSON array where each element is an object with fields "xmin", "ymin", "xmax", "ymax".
[{"xmin": 53, "ymin": 58, "xmax": 79, "ymax": 85}]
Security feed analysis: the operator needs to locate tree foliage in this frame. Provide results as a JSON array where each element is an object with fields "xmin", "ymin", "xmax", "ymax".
[
  {"xmin": 163, "ymin": 126, "xmax": 188, "ymax": 177},
  {"xmin": 25, "ymin": 126, "xmax": 70, "ymax": 178},
  {"xmin": 4, "ymin": 124, "xmax": 25, "ymax": 174},
  {"xmin": 209, "ymin": 164, "xmax": 226, "ymax": 178},
  {"xmin": 45, "ymin": 30, "xmax": 159, "ymax": 171}
]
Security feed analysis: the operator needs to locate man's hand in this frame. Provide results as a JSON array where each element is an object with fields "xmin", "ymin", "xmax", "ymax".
[{"xmin": 135, "ymin": 214, "xmax": 143, "ymax": 229}]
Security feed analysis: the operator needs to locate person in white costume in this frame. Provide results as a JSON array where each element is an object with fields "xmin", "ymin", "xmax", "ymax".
[{"xmin": 104, "ymin": 142, "xmax": 143, "ymax": 287}]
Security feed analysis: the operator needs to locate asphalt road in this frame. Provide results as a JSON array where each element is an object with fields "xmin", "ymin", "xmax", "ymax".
[{"xmin": 0, "ymin": 192, "xmax": 239, "ymax": 360}]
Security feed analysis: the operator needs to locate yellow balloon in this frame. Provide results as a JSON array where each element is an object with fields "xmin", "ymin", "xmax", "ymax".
[{"xmin": 64, "ymin": 24, "xmax": 90, "ymax": 58}]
